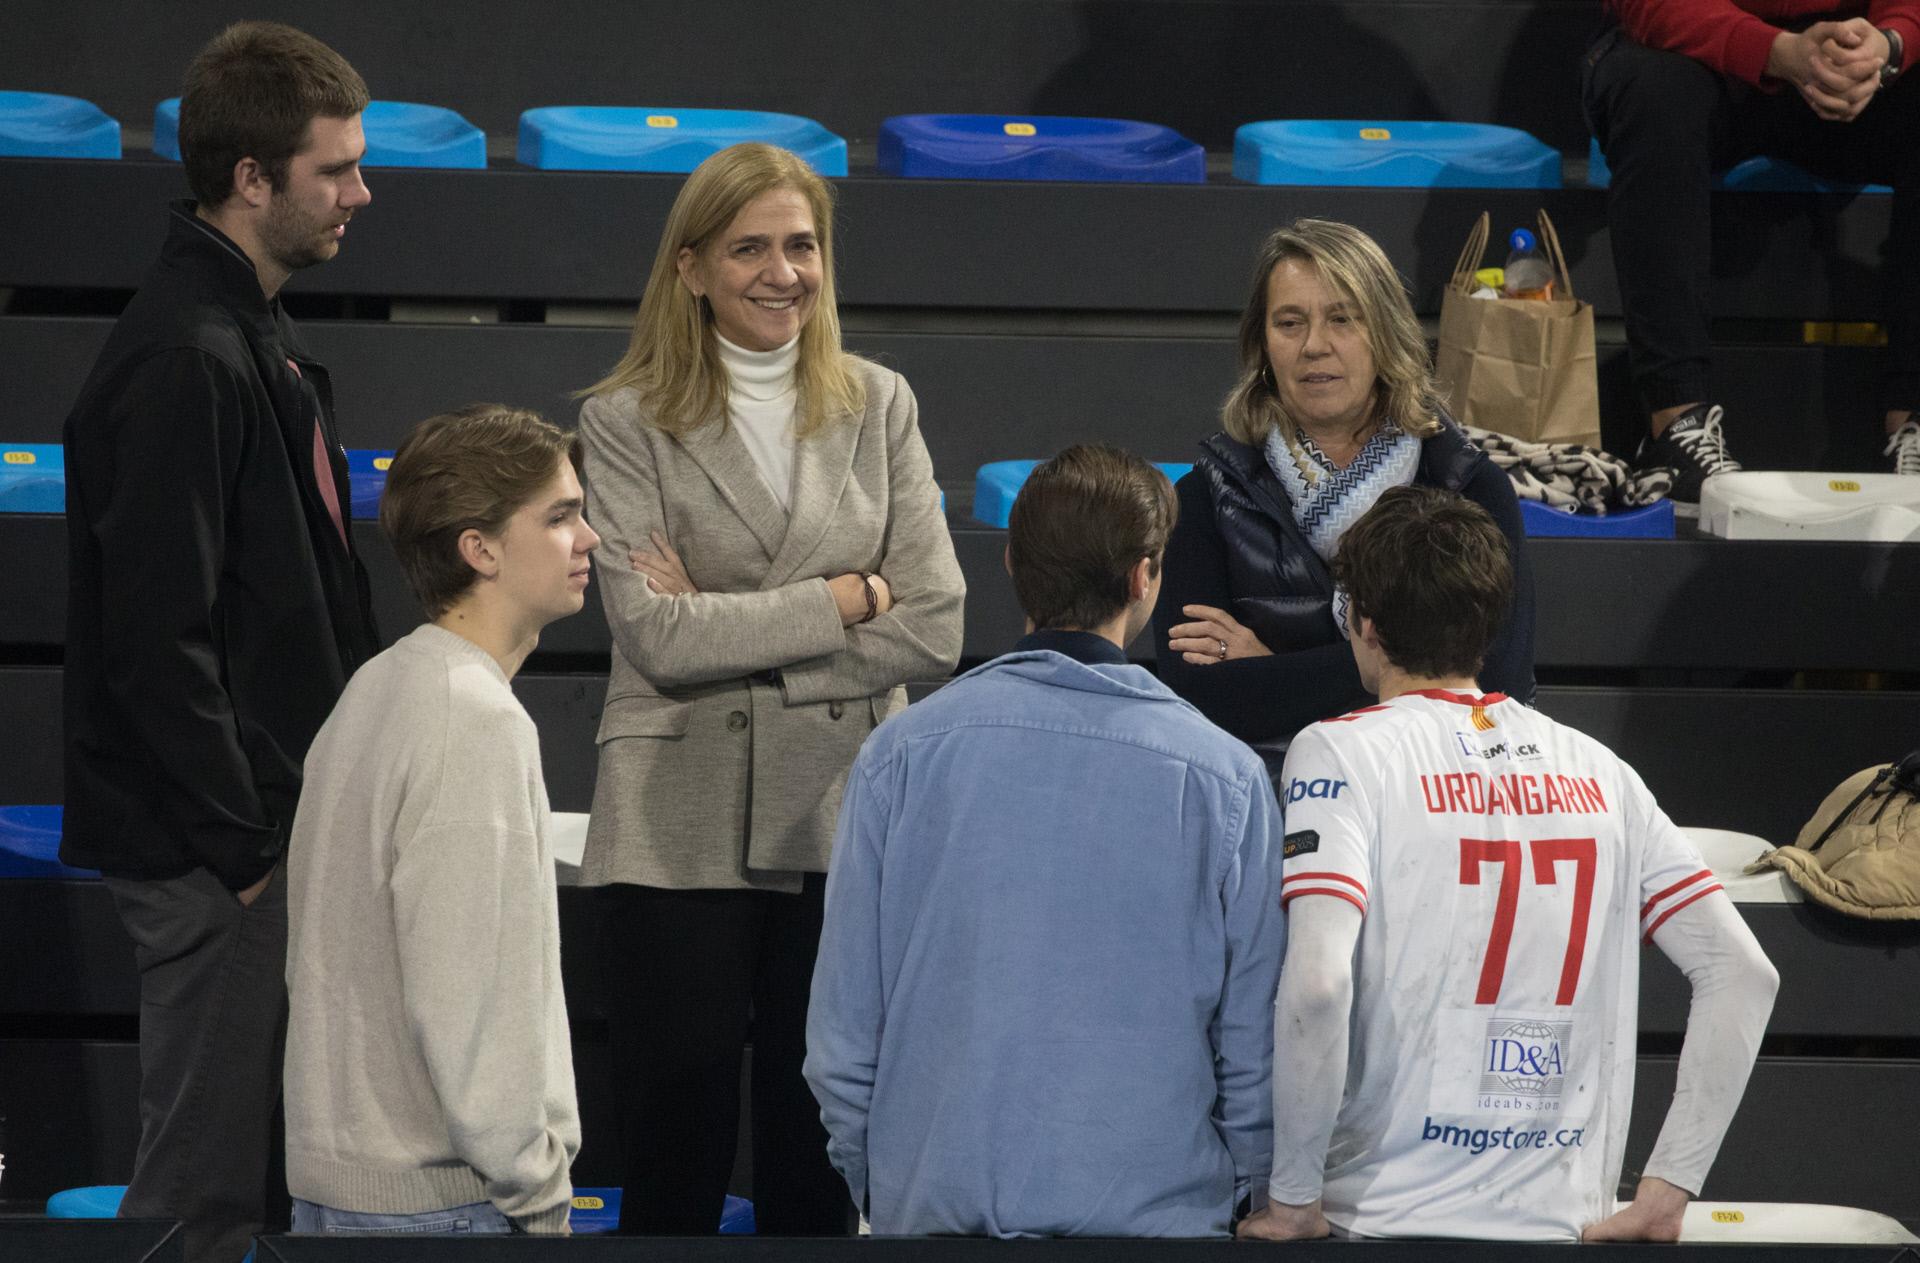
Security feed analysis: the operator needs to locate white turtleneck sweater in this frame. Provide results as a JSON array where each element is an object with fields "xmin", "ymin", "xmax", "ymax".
[{"xmin": 717, "ymin": 332, "xmax": 800, "ymax": 512}]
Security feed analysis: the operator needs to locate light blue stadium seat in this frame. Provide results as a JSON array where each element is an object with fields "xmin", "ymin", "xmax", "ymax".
[
  {"xmin": 0, "ymin": 91, "xmax": 121, "ymax": 159},
  {"xmin": 46, "ymin": 1185, "xmax": 126, "ymax": 1217},
  {"xmin": 347, "ymin": 449, "xmax": 394, "ymax": 520},
  {"xmin": 1585, "ymin": 136, "xmax": 1890, "ymax": 194},
  {"xmin": 0, "ymin": 806, "xmax": 91, "ymax": 878},
  {"xmin": 569, "ymin": 1188, "xmax": 753, "ymax": 1235},
  {"xmin": 878, "ymin": 114, "xmax": 1204, "ymax": 183},
  {"xmin": 0, "ymin": 443, "xmax": 65, "ymax": 512},
  {"xmin": 972, "ymin": 459, "xmax": 1194, "ymax": 528},
  {"xmin": 517, "ymin": 107, "xmax": 846, "ymax": 175},
  {"xmin": 154, "ymin": 98, "xmax": 486, "ymax": 168},
  {"xmin": 1234, "ymin": 120, "xmax": 1560, "ymax": 189},
  {"xmin": 1520, "ymin": 499, "xmax": 1675, "ymax": 539}
]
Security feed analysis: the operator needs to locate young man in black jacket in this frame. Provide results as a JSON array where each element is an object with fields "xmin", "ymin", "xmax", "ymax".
[{"xmin": 61, "ymin": 22, "xmax": 376, "ymax": 1262}]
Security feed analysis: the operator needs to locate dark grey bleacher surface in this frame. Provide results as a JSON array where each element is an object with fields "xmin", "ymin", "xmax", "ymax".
[
  {"xmin": 0, "ymin": 315, "xmax": 1893, "ymax": 477},
  {"xmin": 0, "ymin": 1219, "xmax": 182, "ymax": 1261}
]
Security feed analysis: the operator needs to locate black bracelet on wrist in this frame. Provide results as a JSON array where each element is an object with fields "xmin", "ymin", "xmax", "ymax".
[{"xmin": 858, "ymin": 571, "xmax": 879, "ymax": 624}]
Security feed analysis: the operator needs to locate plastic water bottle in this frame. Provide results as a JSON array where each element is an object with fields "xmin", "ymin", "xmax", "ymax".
[{"xmin": 1501, "ymin": 228, "xmax": 1555, "ymax": 301}]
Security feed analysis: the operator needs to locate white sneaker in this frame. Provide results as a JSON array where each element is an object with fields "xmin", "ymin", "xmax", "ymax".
[{"xmin": 1886, "ymin": 419, "xmax": 1920, "ymax": 476}]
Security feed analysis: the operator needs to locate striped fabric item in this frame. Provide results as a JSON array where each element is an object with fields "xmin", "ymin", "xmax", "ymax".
[
  {"xmin": 1640, "ymin": 867, "xmax": 1724, "ymax": 943},
  {"xmin": 1281, "ymin": 869, "xmax": 1369, "ymax": 916}
]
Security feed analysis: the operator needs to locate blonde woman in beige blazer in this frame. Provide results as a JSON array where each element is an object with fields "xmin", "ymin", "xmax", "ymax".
[{"xmin": 575, "ymin": 143, "xmax": 964, "ymax": 1236}]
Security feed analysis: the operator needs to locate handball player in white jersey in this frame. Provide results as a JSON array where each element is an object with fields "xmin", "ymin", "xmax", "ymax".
[{"xmin": 1237, "ymin": 485, "xmax": 1777, "ymax": 1244}]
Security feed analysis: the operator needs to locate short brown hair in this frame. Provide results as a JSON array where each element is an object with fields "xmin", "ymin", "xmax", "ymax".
[
  {"xmin": 380, "ymin": 405, "xmax": 579, "ymax": 618},
  {"xmin": 180, "ymin": 21, "xmax": 368, "ymax": 206},
  {"xmin": 1008, "ymin": 446, "xmax": 1178, "ymax": 631},
  {"xmin": 1332, "ymin": 485, "xmax": 1513, "ymax": 679}
]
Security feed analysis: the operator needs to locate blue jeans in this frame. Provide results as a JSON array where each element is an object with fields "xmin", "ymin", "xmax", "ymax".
[{"xmin": 291, "ymin": 1198, "xmax": 517, "ymax": 1235}]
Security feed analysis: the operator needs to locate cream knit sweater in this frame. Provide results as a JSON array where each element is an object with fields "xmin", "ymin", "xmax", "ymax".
[{"xmin": 284, "ymin": 624, "xmax": 579, "ymax": 1233}]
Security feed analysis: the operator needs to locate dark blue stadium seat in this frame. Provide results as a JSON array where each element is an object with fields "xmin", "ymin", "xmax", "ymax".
[
  {"xmin": 972, "ymin": 459, "xmax": 1194, "ymax": 528},
  {"xmin": 878, "ymin": 115, "xmax": 1204, "ymax": 183},
  {"xmin": 0, "ymin": 91, "xmax": 120, "ymax": 159},
  {"xmin": 0, "ymin": 806, "xmax": 93, "ymax": 879},
  {"xmin": 1520, "ymin": 499, "xmax": 1675, "ymax": 539},
  {"xmin": 154, "ymin": 98, "xmax": 486, "ymax": 168},
  {"xmin": 347, "ymin": 449, "xmax": 393, "ymax": 520},
  {"xmin": 1585, "ymin": 137, "xmax": 1891, "ymax": 194},
  {"xmin": 0, "ymin": 443, "xmax": 64, "ymax": 512},
  {"xmin": 1234, "ymin": 120, "xmax": 1560, "ymax": 189},
  {"xmin": 516, "ymin": 107, "xmax": 847, "ymax": 175}
]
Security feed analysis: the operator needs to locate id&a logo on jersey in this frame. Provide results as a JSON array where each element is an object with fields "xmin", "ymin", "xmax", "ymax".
[{"xmin": 1479, "ymin": 1017, "xmax": 1573, "ymax": 1110}]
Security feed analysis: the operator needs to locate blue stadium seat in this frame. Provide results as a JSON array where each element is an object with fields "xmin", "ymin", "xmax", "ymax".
[
  {"xmin": 0, "ymin": 806, "xmax": 95, "ymax": 879},
  {"xmin": 0, "ymin": 443, "xmax": 65, "ymax": 512},
  {"xmin": 879, "ymin": 115, "xmax": 1204, "ymax": 183},
  {"xmin": 1234, "ymin": 120, "xmax": 1560, "ymax": 189},
  {"xmin": 154, "ymin": 98, "xmax": 486, "ymax": 168},
  {"xmin": 0, "ymin": 91, "xmax": 121, "ymax": 159},
  {"xmin": 1585, "ymin": 137, "xmax": 1890, "ymax": 194},
  {"xmin": 1520, "ymin": 499, "xmax": 1675, "ymax": 539},
  {"xmin": 347, "ymin": 449, "xmax": 393, "ymax": 520},
  {"xmin": 972, "ymin": 459, "xmax": 1194, "ymax": 528},
  {"xmin": 46, "ymin": 1185, "xmax": 126, "ymax": 1217},
  {"xmin": 569, "ymin": 1189, "xmax": 754, "ymax": 1234},
  {"xmin": 517, "ymin": 107, "xmax": 846, "ymax": 175}
]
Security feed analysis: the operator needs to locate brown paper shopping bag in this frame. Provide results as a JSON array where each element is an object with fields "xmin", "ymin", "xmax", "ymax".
[{"xmin": 1435, "ymin": 211, "xmax": 1600, "ymax": 449}]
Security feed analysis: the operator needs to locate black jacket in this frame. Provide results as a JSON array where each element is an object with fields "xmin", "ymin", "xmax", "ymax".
[
  {"xmin": 1151, "ymin": 418, "xmax": 1537, "ymax": 761},
  {"xmin": 62, "ymin": 203, "xmax": 379, "ymax": 888}
]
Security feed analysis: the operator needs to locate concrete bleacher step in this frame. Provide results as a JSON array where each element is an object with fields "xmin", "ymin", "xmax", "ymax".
[
  {"xmin": 3, "ymin": 317, "xmax": 1895, "ymax": 498},
  {"xmin": 0, "ymin": 161, "xmax": 1896, "ymax": 322}
]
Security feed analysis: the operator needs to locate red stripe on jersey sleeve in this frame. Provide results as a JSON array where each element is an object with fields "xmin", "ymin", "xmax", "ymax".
[
  {"xmin": 1641, "ymin": 868, "xmax": 1713, "ymax": 921},
  {"xmin": 1282, "ymin": 871, "xmax": 1367, "ymax": 896},
  {"xmin": 1281, "ymin": 887, "xmax": 1368, "ymax": 916},
  {"xmin": 1642, "ymin": 884, "xmax": 1725, "ymax": 943}
]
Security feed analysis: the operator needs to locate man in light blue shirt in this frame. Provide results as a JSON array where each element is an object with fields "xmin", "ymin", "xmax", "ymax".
[{"xmin": 805, "ymin": 445, "xmax": 1286, "ymax": 1238}]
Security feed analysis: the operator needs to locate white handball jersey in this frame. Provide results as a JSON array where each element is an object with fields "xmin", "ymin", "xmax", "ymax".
[{"xmin": 1278, "ymin": 689, "xmax": 1722, "ymax": 1241}]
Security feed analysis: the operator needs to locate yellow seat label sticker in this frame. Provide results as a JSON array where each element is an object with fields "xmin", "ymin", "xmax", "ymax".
[
  {"xmin": 373, "ymin": 457, "xmax": 393, "ymax": 471},
  {"xmin": 1712, "ymin": 1210, "xmax": 1745, "ymax": 1224},
  {"xmin": 1829, "ymin": 480, "xmax": 1861, "ymax": 492},
  {"xmin": 3, "ymin": 451, "xmax": 35, "ymax": 464},
  {"xmin": 1360, "ymin": 127, "xmax": 1392, "ymax": 141},
  {"xmin": 1004, "ymin": 122, "xmax": 1037, "ymax": 136},
  {"xmin": 647, "ymin": 115, "xmax": 678, "ymax": 129},
  {"xmin": 572, "ymin": 1196, "xmax": 605, "ymax": 1209}
]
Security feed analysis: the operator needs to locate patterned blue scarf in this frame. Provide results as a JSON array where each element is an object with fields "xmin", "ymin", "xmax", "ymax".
[{"xmin": 1264, "ymin": 421, "xmax": 1421, "ymax": 633}]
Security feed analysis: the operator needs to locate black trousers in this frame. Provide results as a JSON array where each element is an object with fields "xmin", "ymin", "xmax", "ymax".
[
  {"xmin": 103, "ymin": 862, "xmax": 291, "ymax": 1263},
  {"xmin": 1582, "ymin": 24, "xmax": 1920, "ymax": 418},
  {"xmin": 595, "ymin": 877, "xmax": 850, "ymax": 1236}
]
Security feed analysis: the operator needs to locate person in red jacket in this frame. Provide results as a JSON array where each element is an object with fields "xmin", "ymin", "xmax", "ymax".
[{"xmin": 1584, "ymin": 0, "xmax": 1920, "ymax": 504}]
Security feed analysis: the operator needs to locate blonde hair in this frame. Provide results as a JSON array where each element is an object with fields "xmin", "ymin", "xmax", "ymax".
[
  {"xmin": 1220, "ymin": 218, "xmax": 1444, "ymax": 446},
  {"xmin": 582, "ymin": 143, "xmax": 865, "ymax": 438}
]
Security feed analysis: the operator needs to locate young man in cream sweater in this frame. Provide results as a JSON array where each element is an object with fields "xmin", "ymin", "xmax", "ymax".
[{"xmin": 283, "ymin": 405, "xmax": 596, "ymax": 1235}]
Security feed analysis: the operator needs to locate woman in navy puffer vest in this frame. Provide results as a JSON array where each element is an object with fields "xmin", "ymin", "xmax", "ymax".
[{"xmin": 1153, "ymin": 219, "xmax": 1535, "ymax": 776}]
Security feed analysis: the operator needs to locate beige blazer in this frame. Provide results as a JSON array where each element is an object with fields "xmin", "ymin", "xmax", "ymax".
[{"xmin": 576, "ymin": 358, "xmax": 965, "ymax": 892}]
